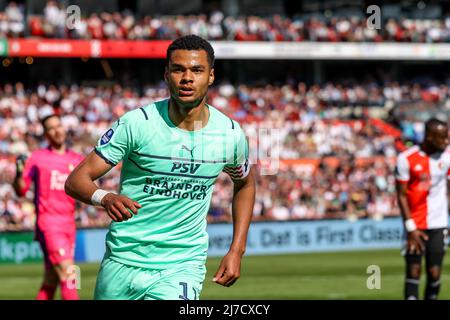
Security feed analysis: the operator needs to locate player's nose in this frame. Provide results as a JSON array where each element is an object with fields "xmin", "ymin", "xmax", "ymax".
[{"xmin": 181, "ymin": 70, "xmax": 194, "ymax": 82}]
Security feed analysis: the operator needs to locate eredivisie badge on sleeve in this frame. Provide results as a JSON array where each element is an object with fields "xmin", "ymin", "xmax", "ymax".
[{"xmin": 100, "ymin": 128, "xmax": 114, "ymax": 145}]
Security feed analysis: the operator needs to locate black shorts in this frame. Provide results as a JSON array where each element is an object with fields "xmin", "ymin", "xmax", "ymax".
[{"xmin": 404, "ymin": 228, "xmax": 448, "ymax": 267}]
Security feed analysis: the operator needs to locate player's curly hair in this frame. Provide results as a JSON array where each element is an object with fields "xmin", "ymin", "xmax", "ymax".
[
  {"xmin": 166, "ymin": 35, "xmax": 215, "ymax": 68},
  {"xmin": 425, "ymin": 117, "xmax": 447, "ymax": 134}
]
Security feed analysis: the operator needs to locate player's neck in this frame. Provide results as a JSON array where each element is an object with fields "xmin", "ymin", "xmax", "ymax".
[
  {"xmin": 169, "ymin": 98, "xmax": 209, "ymax": 131},
  {"xmin": 420, "ymin": 143, "xmax": 437, "ymax": 155},
  {"xmin": 49, "ymin": 144, "xmax": 66, "ymax": 154}
]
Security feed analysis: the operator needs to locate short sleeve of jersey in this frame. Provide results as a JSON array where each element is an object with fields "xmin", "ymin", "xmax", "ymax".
[
  {"xmin": 95, "ymin": 117, "xmax": 134, "ymax": 166},
  {"xmin": 223, "ymin": 125, "xmax": 250, "ymax": 180},
  {"xmin": 395, "ymin": 153, "xmax": 410, "ymax": 183}
]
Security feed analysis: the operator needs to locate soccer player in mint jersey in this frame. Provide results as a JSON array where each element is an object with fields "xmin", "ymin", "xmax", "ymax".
[
  {"xmin": 396, "ymin": 118, "xmax": 450, "ymax": 300},
  {"xmin": 13, "ymin": 114, "xmax": 83, "ymax": 300},
  {"xmin": 65, "ymin": 35, "xmax": 256, "ymax": 300}
]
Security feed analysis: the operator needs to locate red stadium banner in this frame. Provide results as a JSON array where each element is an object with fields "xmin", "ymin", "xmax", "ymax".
[
  {"xmin": 7, "ymin": 39, "xmax": 171, "ymax": 58},
  {"xmin": 100, "ymin": 40, "xmax": 170, "ymax": 58},
  {"xmin": 8, "ymin": 39, "xmax": 92, "ymax": 57}
]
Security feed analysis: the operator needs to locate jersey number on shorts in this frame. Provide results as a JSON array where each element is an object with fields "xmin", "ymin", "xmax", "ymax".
[{"xmin": 179, "ymin": 281, "xmax": 197, "ymax": 300}]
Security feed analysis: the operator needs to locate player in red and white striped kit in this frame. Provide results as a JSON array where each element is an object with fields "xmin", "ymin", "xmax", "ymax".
[{"xmin": 396, "ymin": 118, "xmax": 450, "ymax": 300}]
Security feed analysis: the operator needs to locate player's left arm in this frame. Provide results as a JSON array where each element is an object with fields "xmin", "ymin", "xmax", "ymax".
[
  {"xmin": 213, "ymin": 127, "xmax": 255, "ymax": 287},
  {"xmin": 447, "ymin": 170, "xmax": 450, "ymax": 210},
  {"xmin": 213, "ymin": 168, "xmax": 255, "ymax": 287},
  {"xmin": 447, "ymin": 146, "xmax": 450, "ymax": 211}
]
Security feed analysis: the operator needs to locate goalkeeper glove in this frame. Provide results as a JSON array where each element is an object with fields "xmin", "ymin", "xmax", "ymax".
[{"xmin": 15, "ymin": 154, "xmax": 27, "ymax": 177}]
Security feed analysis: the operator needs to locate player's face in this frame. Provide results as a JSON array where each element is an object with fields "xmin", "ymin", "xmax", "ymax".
[
  {"xmin": 427, "ymin": 124, "xmax": 449, "ymax": 152},
  {"xmin": 165, "ymin": 49, "xmax": 214, "ymax": 108},
  {"xmin": 44, "ymin": 116, "xmax": 66, "ymax": 147}
]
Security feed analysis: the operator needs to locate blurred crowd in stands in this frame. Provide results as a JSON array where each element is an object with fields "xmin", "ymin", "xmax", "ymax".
[
  {"xmin": 2, "ymin": 78, "xmax": 448, "ymax": 230},
  {"xmin": 3, "ymin": 1, "xmax": 450, "ymax": 42},
  {"xmin": 212, "ymin": 157, "xmax": 398, "ymax": 223}
]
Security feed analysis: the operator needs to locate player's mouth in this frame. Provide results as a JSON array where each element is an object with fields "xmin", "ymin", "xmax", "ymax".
[{"xmin": 178, "ymin": 87, "xmax": 195, "ymax": 97}]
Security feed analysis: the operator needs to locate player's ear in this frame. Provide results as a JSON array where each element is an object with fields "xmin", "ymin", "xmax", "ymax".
[
  {"xmin": 164, "ymin": 66, "xmax": 169, "ymax": 83},
  {"xmin": 208, "ymin": 68, "xmax": 215, "ymax": 86}
]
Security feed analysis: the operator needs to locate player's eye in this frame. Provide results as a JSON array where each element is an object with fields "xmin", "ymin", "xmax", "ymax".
[{"xmin": 171, "ymin": 66, "xmax": 184, "ymax": 73}]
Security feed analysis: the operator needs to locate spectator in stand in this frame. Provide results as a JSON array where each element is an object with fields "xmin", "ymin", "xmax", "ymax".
[
  {"xmin": 1, "ymin": 1, "xmax": 24, "ymax": 37},
  {"xmin": 43, "ymin": 0, "xmax": 65, "ymax": 38}
]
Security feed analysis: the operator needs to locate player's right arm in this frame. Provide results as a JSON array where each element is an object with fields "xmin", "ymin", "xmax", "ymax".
[
  {"xmin": 65, "ymin": 116, "xmax": 141, "ymax": 222},
  {"xmin": 65, "ymin": 151, "xmax": 141, "ymax": 222},
  {"xmin": 13, "ymin": 154, "xmax": 33, "ymax": 197},
  {"xmin": 395, "ymin": 153, "xmax": 428, "ymax": 254}
]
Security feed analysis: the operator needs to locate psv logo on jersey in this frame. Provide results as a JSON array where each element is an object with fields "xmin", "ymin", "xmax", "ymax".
[{"xmin": 171, "ymin": 162, "xmax": 201, "ymax": 174}]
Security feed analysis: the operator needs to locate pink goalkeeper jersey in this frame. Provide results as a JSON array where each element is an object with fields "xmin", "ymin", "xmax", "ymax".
[{"xmin": 20, "ymin": 147, "xmax": 84, "ymax": 233}]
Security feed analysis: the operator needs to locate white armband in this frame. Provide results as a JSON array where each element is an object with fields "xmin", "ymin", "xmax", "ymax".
[
  {"xmin": 91, "ymin": 189, "xmax": 110, "ymax": 207},
  {"xmin": 404, "ymin": 219, "xmax": 417, "ymax": 233}
]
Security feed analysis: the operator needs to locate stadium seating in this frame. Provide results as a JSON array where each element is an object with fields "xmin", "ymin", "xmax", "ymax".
[
  {"xmin": 3, "ymin": 1, "xmax": 450, "ymax": 42},
  {"xmin": 1, "ymin": 80, "xmax": 442, "ymax": 230}
]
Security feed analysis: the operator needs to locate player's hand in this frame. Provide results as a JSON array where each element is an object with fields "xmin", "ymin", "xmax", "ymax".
[
  {"xmin": 212, "ymin": 250, "xmax": 243, "ymax": 287},
  {"xmin": 101, "ymin": 193, "xmax": 142, "ymax": 222},
  {"xmin": 407, "ymin": 230, "xmax": 429, "ymax": 254},
  {"xmin": 15, "ymin": 154, "xmax": 27, "ymax": 177}
]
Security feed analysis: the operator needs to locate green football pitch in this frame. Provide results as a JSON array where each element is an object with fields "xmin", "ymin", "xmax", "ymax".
[{"xmin": 1, "ymin": 249, "xmax": 450, "ymax": 300}]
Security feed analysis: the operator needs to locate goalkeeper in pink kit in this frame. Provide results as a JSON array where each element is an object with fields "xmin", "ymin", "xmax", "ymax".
[{"xmin": 13, "ymin": 115, "xmax": 83, "ymax": 300}]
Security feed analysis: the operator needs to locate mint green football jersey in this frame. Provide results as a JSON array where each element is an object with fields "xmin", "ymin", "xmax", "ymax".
[{"xmin": 95, "ymin": 98, "xmax": 249, "ymax": 269}]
